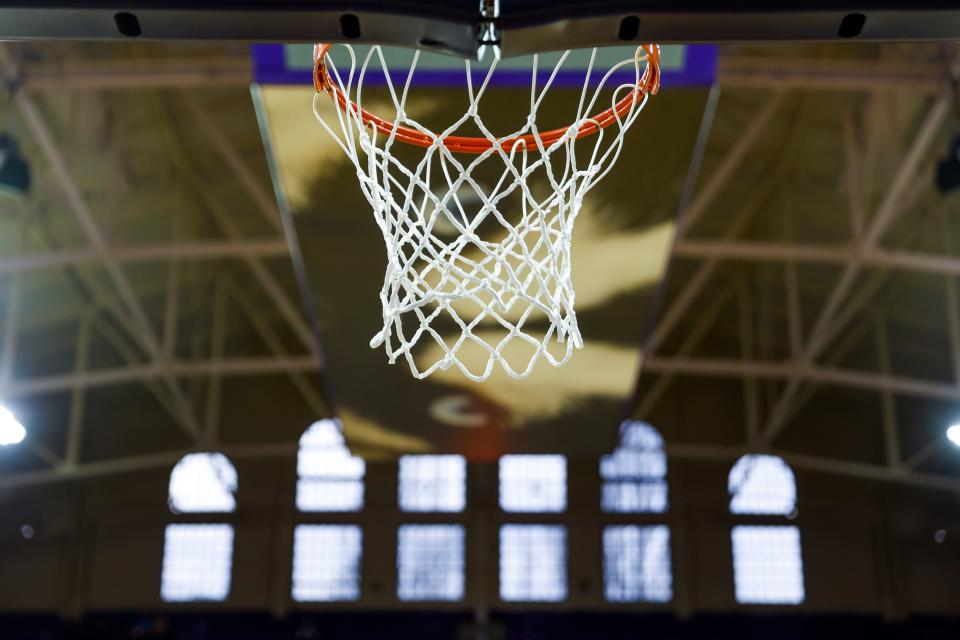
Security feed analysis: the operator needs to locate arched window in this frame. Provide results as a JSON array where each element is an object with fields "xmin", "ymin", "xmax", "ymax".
[
  {"xmin": 296, "ymin": 418, "xmax": 365, "ymax": 512},
  {"xmin": 601, "ymin": 421, "xmax": 668, "ymax": 513},
  {"xmin": 600, "ymin": 421, "xmax": 672, "ymax": 603},
  {"xmin": 161, "ymin": 453, "xmax": 237, "ymax": 602},
  {"xmin": 292, "ymin": 419, "xmax": 366, "ymax": 602},
  {"xmin": 729, "ymin": 454, "xmax": 805, "ymax": 605},
  {"xmin": 729, "ymin": 454, "xmax": 796, "ymax": 516}
]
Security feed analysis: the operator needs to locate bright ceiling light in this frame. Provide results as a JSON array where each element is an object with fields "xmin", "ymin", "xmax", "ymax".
[
  {"xmin": 948, "ymin": 424, "xmax": 960, "ymax": 448},
  {"xmin": 0, "ymin": 405, "xmax": 26, "ymax": 446}
]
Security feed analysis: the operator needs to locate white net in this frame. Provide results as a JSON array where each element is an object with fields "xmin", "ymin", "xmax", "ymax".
[{"xmin": 312, "ymin": 45, "xmax": 657, "ymax": 382}]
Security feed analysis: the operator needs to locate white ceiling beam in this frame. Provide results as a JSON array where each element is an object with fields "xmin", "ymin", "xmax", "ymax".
[
  {"xmin": 676, "ymin": 239, "xmax": 853, "ymax": 263},
  {"xmin": 161, "ymin": 255, "xmax": 182, "ymax": 362},
  {"xmin": 646, "ymin": 93, "xmax": 784, "ymax": 357},
  {"xmin": 737, "ymin": 276, "xmax": 760, "ymax": 443},
  {"xmin": 677, "ymin": 240, "xmax": 960, "ymax": 278},
  {"xmin": 170, "ymin": 147, "xmax": 318, "ymax": 358},
  {"xmin": 645, "ymin": 357, "xmax": 960, "ymax": 403},
  {"xmin": 0, "ymin": 212, "xmax": 62, "ymax": 469},
  {"xmin": 226, "ymin": 278, "xmax": 329, "ymax": 417},
  {"xmin": 93, "ymin": 319, "xmax": 188, "ymax": 431},
  {"xmin": 5, "ymin": 356, "xmax": 319, "ymax": 397},
  {"xmin": 936, "ymin": 209, "xmax": 960, "ymax": 388},
  {"xmin": 781, "ymin": 205, "xmax": 803, "ymax": 360},
  {"xmin": 874, "ymin": 314, "xmax": 902, "ymax": 471},
  {"xmin": 762, "ymin": 94, "xmax": 950, "ymax": 443},
  {"xmin": 637, "ymin": 280, "xmax": 736, "ymax": 418},
  {"xmin": 180, "ymin": 93, "xmax": 283, "ymax": 234},
  {"xmin": 902, "ymin": 216, "xmax": 960, "ymax": 473},
  {"xmin": 64, "ymin": 310, "xmax": 93, "ymax": 468},
  {"xmin": 677, "ymin": 91, "xmax": 784, "ymax": 237},
  {"xmin": 842, "ymin": 112, "xmax": 865, "ymax": 239},
  {"xmin": 2, "ymin": 44, "xmax": 204, "ymax": 441},
  {"xmin": 0, "ymin": 239, "xmax": 290, "ymax": 275},
  {"xmin": 717, "ymin": 57, "xmax": 949, "ymax": 93},
  {"xmin": 903, "ymin": 437, "xmax": 945, "ymax": 472},
  {"xmin": 7, "ymin": 351, "xmax": 960, "ymax": 407},
  {"xmin": 161, "ymin": 208, "xmax": 184, "ymax": 362},
  {"xmin": 204, "ymin": 278, "xmax": 228, "ymax": 446},
  {"xmin": 174, "ymin": 95, "xmax": 319, "ymax": 359},
  {"xmin": 24, "ymin": 57, "xmax": 251, "ymax": 91},
  {"xmin": 0, "ymin": 215, "xmax": 25, "ymax": 396},
  {"xmin": 759, "ymin": 317, "xmax": 876, "ymax": 439}
]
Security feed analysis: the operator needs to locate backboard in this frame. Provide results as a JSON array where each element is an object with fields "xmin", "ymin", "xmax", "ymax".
[{"xmin": 251, "ymin": 42, "xmax": 716, "ymax": 457}]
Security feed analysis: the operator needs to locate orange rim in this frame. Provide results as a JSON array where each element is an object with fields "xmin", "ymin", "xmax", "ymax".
[{"xmin": 313, "ymin": 43, "xmax": 661, "ymax": 155}]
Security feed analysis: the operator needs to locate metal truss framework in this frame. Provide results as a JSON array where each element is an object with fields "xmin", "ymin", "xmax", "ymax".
[{"xmin": 1, "ymin": 46, "xmax": 960, "ymax": 492}]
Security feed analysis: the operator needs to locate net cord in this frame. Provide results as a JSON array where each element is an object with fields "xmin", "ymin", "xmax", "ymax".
[{"xmin": 312, "ymin": 45, "xmax": 655, "ymax": 381}]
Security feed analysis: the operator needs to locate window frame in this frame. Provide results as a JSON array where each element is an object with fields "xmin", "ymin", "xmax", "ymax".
[
  {"xmin": 599, "ymin": 422, "xmax": 675, "ymax": 607},
  {"xmin": 728, "ymin": 454, "xmax": 806, "ymax": 607},
  {"xmin": 161, "ymin": 453, "xmax": 239, "ymax": 604}
]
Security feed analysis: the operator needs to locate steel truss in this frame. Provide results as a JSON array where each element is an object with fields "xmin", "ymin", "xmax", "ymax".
[{"xmin": 1, "ymin": 43, "xmax": 959, "ymax": 492}]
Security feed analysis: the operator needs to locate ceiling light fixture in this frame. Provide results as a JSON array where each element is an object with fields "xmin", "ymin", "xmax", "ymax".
[
  {"xmin": 947, "ymin": 423, "xmax": 960, "ymax": 448},
  {"xmin": 0, "ymin": 404, "xmax": 26, "ymax": 446}
]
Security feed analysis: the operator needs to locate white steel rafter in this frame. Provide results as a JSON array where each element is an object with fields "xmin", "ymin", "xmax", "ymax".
[
  {"xmin": 640, "ymin": 77, "xmax": 960, "ymax": 486},
  {"xmin": 1, "ymin": 43, "xmax": 959, "ymax": 492},
  {"xmin": 2, "ymin": 47, "xmax": 204, "ymax": 441},
  {"xmin": 154, "ymin": 94, "xmax": 318, "ymax": 357},
  {"xmin": 761, "ymin": 93, "xmax": 951, "ymax": 443},
  {"xmin": 0, "ymin": 45, "xmax": 324, "ymax": 481}
]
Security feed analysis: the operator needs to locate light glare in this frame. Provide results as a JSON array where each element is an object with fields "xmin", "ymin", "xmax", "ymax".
[
  {"xmin": 947, "ymin": 424, "xmax": 960, "ymax": 447},
  {"xmin": 0, "ymin": 405, "xmax": 26, "ymax": 446}
]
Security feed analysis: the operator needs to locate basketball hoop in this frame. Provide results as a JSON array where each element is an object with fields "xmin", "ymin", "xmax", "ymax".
[{"xmin": 311, "ymin": 43, "xmax": 660, "ymax": 382}]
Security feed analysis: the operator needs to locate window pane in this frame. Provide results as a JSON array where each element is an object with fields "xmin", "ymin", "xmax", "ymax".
[
  {"xmin": 297, "ymin": 480, "xmax": 365, "ymax": 512},
  {"xmin": 601, "ymin": 421, "xmax": 668, "ymax": 513},
  {"xmin": 397, "ymin": 525, "xmax": 465, "ymax": 601},
  {"xmin": 296, "ymin": 419, "xmax": 365, "ymax": 512},
  {"xmin": 729, "ymin": 455, "xmax": 797, "ymax": 516},
  {"xmin": 161, "ymin": 524, "xmax": 234, "ymax": 602},
  {"xmin": 292, "ymin": 525, "xmax": 363, "ymax": 602},
  {"xmin": 499, "ymin": 455, "xmax": 566, "ymax": 513},
  {"xmin": 398, "ymin": 455, "xmax": 466, "ymax": 513},
  {"xmin": 603, "ymin": 525, "xmax": 672, "ymax": 603},
  {"xmin": 602, "ymin": 482, "xmax": 668, "ymax": 514},
  {"xmin": 499, "ymin": 525, "xmax": 567, "ymax": 602},
  {"xmin": 731, "ymin": 525, "xmax": 805, "ymax": 605},
  {"xmin": 168, "ymin": 453, "xmax": 237, "ymax": 514}
]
